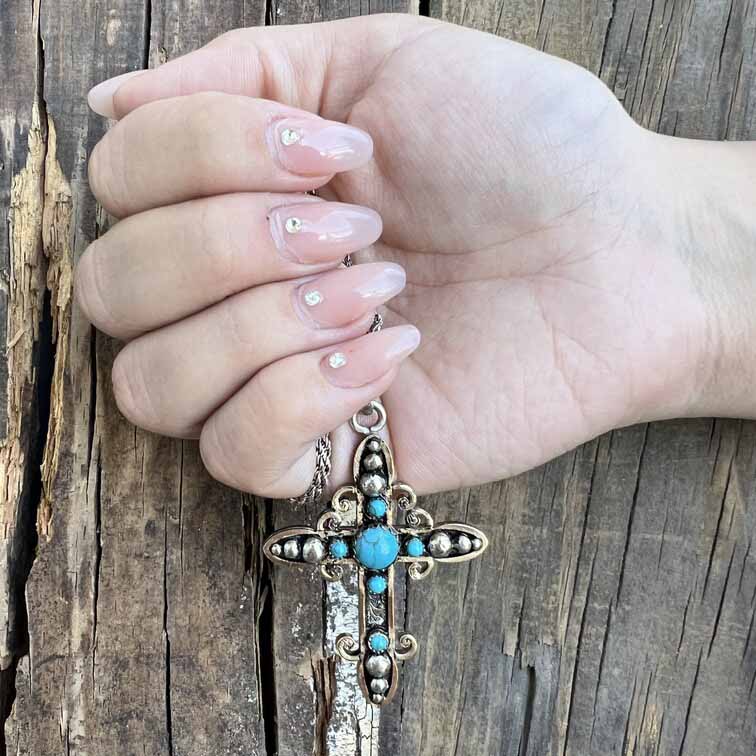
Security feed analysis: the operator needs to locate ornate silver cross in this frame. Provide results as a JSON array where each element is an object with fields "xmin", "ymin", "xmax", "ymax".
[{"xmin": 263, "ymin": 402, "xmax": 488, "ymax": 706}]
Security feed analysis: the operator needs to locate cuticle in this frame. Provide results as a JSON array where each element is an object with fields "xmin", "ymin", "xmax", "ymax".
[
  {"xmin": 291, "ymin": 276, "xmax": 326, "ymax": 330},
  {"xmin": 268, "ymin": 210, "xmax": 300, "ymax": 264}
]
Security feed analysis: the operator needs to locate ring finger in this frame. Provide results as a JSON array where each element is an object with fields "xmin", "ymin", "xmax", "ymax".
[{"xmin": 111, "ymin": 261, "xmax": 406, "ymax": 437}]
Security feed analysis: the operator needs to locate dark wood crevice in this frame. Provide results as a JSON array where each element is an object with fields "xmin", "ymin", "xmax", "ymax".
[
  {"xmin": 255, "ymin": 498, "xmax": 279, "ymax": 756},
  {"xmin": 0, "ymin": 0, "xmax": 56, "ymax": 745}
]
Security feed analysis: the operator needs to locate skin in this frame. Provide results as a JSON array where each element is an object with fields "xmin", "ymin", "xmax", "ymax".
[{"xmin": 77, "ymin": 14, "xmax": 756, "ymax": 499}]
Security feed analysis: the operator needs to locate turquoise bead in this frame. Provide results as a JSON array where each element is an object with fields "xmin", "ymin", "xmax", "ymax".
[
  {"xmin": 354, "ymin": 526, "xmax": 399, "ymax": 570},
  {"xmin": 406, "ymin": 537, "xmax": 424, "ymax": 558},
  {"xmin": 367, "ymin": 497, "xmax": 387, "ymax": 518},
  {"xmin": 329, "ymin": 538, "xmax": 349, "ymax": 560},
  {"xmin": 367, "ymin": 575, "xmax": 388, "ymax": 594},
  {"xmin": 368, "ymin": 631, "xmax": 389, "ymax": 652}
]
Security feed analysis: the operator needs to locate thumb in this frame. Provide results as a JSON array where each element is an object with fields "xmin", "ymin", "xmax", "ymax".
[{"xmin": 88, "ymin": 14, "xmax": 426, "ymax": 121}]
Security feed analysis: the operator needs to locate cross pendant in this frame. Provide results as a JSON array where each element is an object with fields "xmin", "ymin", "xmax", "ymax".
[{"xmin": 263, "ymin": 419, "xmax": 488, "ymax": 706}]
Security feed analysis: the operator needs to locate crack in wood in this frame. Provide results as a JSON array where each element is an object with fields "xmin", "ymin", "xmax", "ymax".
[
  {"xmin": 0, "ymin": 0, "xmax": 59, "ymax": 747},
  {"xmin": 312, "ymin": 653, "xmax": 337, "ymax": 756},
  {"xmin": 163, "ymin": 462, "xmax": 174, "ymax": 756},
  {"xmin": 256, "ymin": 498, "xmax": 280, "ymax": 756}
]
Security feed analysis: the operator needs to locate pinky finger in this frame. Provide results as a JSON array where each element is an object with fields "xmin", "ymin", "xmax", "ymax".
[{"xmin": 199, "ymin": 325, "xmax": 421, "ymax": 498}]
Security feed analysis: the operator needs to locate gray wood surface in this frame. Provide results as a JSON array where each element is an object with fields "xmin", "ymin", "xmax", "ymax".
[{"xmin": 1, "ymin": 0, "xmax": 755, "ymax": 754}]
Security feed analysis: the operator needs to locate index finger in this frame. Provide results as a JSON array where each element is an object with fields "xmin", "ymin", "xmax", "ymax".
[
  {"xmin": 87, "ymin": 92, "xmax": 373, "ymax": 217},
  {"xmin": 87, "ymin": 15, "xmax": 430, "ymax": 120}
]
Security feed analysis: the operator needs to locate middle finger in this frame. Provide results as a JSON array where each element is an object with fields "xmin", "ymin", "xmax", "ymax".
[{"xmin": 75, "ymin": 193, "xmax": 383, "ymax": 340}]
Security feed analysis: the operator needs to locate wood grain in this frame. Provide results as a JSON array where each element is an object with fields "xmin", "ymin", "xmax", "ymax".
[{"xmin": 0, "ymin": 0, "xmax": 754, "ymax": 754}]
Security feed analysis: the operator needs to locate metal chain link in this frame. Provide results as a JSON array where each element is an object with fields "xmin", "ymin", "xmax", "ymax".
[{"xmin": 289, "ymin": 254, "xmax": 383, "ymax": 507}]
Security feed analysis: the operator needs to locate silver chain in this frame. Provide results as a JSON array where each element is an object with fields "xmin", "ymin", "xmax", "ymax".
[{"xmin": 289, "ymin": 254, "xmax": 383, "ymax": 506}]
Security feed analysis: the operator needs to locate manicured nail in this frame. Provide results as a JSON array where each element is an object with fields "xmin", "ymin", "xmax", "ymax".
[
  {"xmin": 322, "ymin": 326, "xmax": 421, "ymax": 388},
  {"xmin": 270, "ymin": 117, "xmax": 373, "ymax": 176},
  {"xmin": 88, "ymin": 70, "xmax": 146, "ymax": 118},
  {"xmin": 271, "ymin": 202, "xmax": 382, "ymax": 264},
  {"xmin": 297, "ymin": 263, "xmax": 405, "ymax": 329}
]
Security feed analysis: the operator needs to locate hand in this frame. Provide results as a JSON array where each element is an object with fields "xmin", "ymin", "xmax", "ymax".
[{"xmin": 77, "ymin": 14, "xmax": 755, "ymax": 498}]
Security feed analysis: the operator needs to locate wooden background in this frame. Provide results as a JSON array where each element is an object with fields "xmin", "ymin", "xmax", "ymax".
[{"xmin": 1, "ymin": 0, "xmax": 755, "ymax": 754}]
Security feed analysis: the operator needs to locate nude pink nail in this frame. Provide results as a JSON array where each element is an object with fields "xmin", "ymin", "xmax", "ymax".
[
  {"xmin": 270, "ymin": 202, "xmax": 383, "ymax": 264},
  {"xmin": 322, "ymin": 326, "xmax": 421, "ymax": 388},
  {"xmin": 297, "ymin": 263, "xmax": 405, "ymax": 329},
  {"xmin": 270, "ymin": 117, "xmax": 373, "ymax": 176},
  {"xmin": 88, "ymin": 70, "xmax": 146, "ymax": 118}
]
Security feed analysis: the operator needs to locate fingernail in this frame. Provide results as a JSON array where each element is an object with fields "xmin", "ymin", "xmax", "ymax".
[
  {"xmin": 88, "ymin": 70, "xmax": 146, "ymax": 118},
  {"xmin": 271, "ymin": 202, "xmax": 383, "ymax": 264},
  {"xmin": 270, "ymin": 117, "xmax": 373, "ymax": 176},
  {"xmin": 322, "ymin": 325, "xmax": 421, "ymax": 388},
  {"xmin": 297, "ymin": 263, "xmax": 405, "ymax": 329}
]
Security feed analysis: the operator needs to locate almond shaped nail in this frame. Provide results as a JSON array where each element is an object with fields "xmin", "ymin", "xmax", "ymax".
[
  {"xmin": 296, "ymin": 263, "xmax": 406, "ymax": 329},
  {"xmin": 271, "ymin": 117, "xmax": 373, "ymax": 176},
  {"xmin": 270, "ymin": 202, "xmax": 383, "ymax": 264},
  {"xmin": 322, "ymin": 326, "xmax": 421, "ymax": 388},
  {"xmin": 88, "ymin": 70, "xmax": 146, "ymax": 118}
]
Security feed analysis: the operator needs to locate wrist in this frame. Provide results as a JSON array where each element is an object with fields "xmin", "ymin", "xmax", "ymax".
[{"xmin": 653, "ymin": 135, "xmax": 756, "ymax": 420}]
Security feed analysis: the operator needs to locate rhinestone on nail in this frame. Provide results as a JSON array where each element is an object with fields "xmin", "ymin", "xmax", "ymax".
[
  {"xmin": 285, "ymin": 217, "xmax": 302, "ymax": 234},
  {"xmin": 328, "ymin": 352, "xmax": 347, "ymax": 369},
  {"xmin": 280, "ymin": 128, "xmax": 301, "ymax": 146},
  {"xmin": 304, "ymin": 290, "xmax": 323, "ymax": 307}
]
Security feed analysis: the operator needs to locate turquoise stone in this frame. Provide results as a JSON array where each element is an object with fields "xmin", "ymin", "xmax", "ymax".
[
  {"xmin": 354, "ymin": 526, "xmax": 399, "ymax": 570},
  {"xmin": 367, "ymin": 497, "xmax": 387, "ymax": 518},
  {"xmin": 406, "ymin": 537, "xmax": 424, "ymax": 558},
  {"xmin": 368, "ymin": 631, "xmax": 389, "ymax": 652},
  {"xmin": 367, "ymin": 575, "xmax": 388, "ymax": 594},
  {"xmin": 329, "ymin": 538, "xmax": 349, "ymax": 560}
]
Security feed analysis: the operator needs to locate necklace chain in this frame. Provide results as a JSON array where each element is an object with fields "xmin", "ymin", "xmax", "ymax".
[{"xmin": 289, "ymin": 254, "xmax": 384, "ymax": 506}]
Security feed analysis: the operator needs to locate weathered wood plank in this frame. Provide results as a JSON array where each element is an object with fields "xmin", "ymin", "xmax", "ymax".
[
  {"xmin": 5, "ymin": 0, "xmax": 171, "ymax": 749},
  {"xmin": 6, "ymin": 0, "xmax": 271, "ymax": 753},
  {"xmin": 272, "ymin": 0, "xmax": 418, "ymax": 25},
  {"xmin": 0, "ymin": 1, "xmax": 48, "ymax": 749}
]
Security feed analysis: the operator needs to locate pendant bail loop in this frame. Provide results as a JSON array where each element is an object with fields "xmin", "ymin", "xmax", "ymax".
[{"xmin": 351, "ymin": 400, "xmax": 387, "ymax": 435}]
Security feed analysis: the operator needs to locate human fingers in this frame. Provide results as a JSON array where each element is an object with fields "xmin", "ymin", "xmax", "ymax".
[
  {"xmin": 75, "ymin": 193, "xmax": 382, "ymax": 339},
  {"xmin": 198, "ymin": 325, "xmax": 421, "ymax": 498},
  {"xmin": 111, "ymin": 263, "xmax": 406, "ymax": 437},
  {"xmin": 88, "ymin": 92, "xmax": 373, "ymax": 218},
  {"xmin": 88, "ymin": 15, "xmax": 430, "ymax": 120}
]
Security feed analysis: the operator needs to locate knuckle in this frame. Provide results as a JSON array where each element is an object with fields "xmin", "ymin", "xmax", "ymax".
[
  {"xmin": 249, "ymin": 368, "xmax": 305, "ymax": 452},
  {"xmin": 217, "ymin": 294, "xmax": 258, "ymax": 351},
  {"xmin": 184, "ymin": 92, "xmax": 230, "ymax": 169},
  {"xmin": 111, "ymin": 345, "xmax": 158, "ymax": 429},
  {"xmin": 199, "ymin": 416, "xmax": 247, "ymax": 490},
  {"xmin": 199, "ymin": 371, "xmax": 290, "ymax": 495},
  {"xmin": 87, "ymin": 141, "xmax": 108, "ymax": 204},
  {"xmin": 74, "ymin": 242, "xmax": 112, "ymax": 330},
  {"xmin": 207, "ymin": 28, "xmax": 246, "ymax": 48},
  {"xmin": 194, "ymin": 199, "xmax": 239, "ymax": 289},
  {"xmin": 248, "ymin": 369, "xmax": 285, "ymax": 442},
  {"xmin": 88, "ymin": 129, "xmax": 130, "ymax": 218},
  {"xmin": 243, "ymin": 373, "xmax": 322, "ymax": 498}
]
